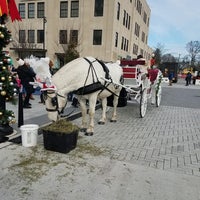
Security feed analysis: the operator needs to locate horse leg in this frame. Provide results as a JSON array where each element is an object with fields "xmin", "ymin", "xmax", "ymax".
[
  {"xmin": 110, "ymin": 93, "xmax": 119, "ymax": 122},
  {"xmin": 79, "ymin": 98, "xmax": 88, "ymax": 132},
  {"xmin": 85, "ymin": 94, "xmax": 98, "ymax": 136},
  {"xmin": 98, "ymin": 97, "xmax": 107, "ymax": 125}
]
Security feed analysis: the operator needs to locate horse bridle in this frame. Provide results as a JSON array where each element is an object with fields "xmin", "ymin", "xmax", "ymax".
[{"xmin": 43, "ymin": 90, "xmax": 67, "ymax": 114}]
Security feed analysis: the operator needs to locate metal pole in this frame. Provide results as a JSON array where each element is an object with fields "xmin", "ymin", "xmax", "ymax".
[
  {"xmin": 18, "ymin": 86, "xmax": 24, "ymax": 127},
  {"xmin": 43, "ymin": 17, "xmax": 47, "ymax": 50}
]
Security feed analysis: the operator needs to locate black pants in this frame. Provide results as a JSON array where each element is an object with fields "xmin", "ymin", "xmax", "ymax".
[{"xmin": 23, "ymin": 85, "xmax": 34, "ymax": 106}]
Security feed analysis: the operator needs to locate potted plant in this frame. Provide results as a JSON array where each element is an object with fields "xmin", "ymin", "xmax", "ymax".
[{"xmin": 40, "ymin": 119, "xmax": 79, "ymax": 153}]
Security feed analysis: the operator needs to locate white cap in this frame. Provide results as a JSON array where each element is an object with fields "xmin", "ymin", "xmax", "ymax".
[{"xmin": 17, "ymin": 59, "xmax": 25, "ymax": 66}]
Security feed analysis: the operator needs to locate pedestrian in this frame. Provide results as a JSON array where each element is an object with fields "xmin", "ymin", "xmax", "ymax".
[
  {"xmin": 16, "ymin": 58, "xmax": 36, "ymax": 108},
  {"xmin": 168, "ymin": 72, "xmax": 174, "ymax": 86},
  {"xmin": 185, "ymin": 71, "xmax": 192, "ymax": 86},
  {"xmin": 148, "ymin": 61, "xmax": 159, "ymax": 104}
]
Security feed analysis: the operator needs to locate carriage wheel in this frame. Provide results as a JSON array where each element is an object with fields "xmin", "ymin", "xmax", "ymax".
[
  {"xmin": 156, "ymin": 86, "xmax": 162, "ymax": 107},
  {"xmin": 140, "ymin": 88, "xmax": 148, "ymax": 118}
]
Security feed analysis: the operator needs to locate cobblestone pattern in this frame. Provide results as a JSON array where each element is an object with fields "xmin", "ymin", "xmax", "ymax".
[{"xmin": 74, "ymin": 103, "xmax": 200, "ymax": 177}]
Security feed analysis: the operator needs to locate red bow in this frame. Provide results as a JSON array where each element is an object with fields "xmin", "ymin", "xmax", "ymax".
[{"xmin": 0, "ymin": 0, "xmax": 21, "ymax": 22}]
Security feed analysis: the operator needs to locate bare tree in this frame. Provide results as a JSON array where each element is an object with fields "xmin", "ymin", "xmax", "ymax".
[{"xmin": 186, "ymin": 41, "xmax": 200, "ymax": 66}]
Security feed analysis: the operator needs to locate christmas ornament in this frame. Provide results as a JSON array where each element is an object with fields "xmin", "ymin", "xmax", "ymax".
[{"xmin": 1, "ymin": 90, "xmax": 6, "ymax": 96}]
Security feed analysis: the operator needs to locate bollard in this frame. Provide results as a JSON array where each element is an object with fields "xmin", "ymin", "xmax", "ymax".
[{"xmin": 18, "ymin": 90, "xmax": 24, "ymax": 127}]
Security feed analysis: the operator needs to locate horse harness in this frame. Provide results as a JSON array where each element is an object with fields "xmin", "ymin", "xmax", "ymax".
[
  {"xmin": 43, "ymin": 90, "xmax": 67, "ymax": 114},
  {"xmin": 74, "ymin": 57, "xmax": 120, "ymax": 96}
]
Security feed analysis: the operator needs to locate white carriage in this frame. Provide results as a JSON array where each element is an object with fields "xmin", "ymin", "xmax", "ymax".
[{"xmin": 120, "ymin": 59, "xmax": 162, "ymax": 117}]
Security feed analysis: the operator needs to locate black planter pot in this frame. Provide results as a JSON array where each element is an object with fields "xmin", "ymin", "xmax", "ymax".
[
  {"xmin": 0, "ymin": 124, "xmax": 13, "ymax": 135},
  {"xmin": 42, "ymin": 130, "xmax": 79, "ymax": 153}
]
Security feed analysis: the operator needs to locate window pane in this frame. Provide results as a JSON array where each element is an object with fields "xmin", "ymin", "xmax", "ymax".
[
  {"xmin": 28, "ymin": 30, "xmax": 35, "ymax": 43},
  {"xmin": 71, "ymin": 1, "xmax": 79, "ymax": 17},
  {"xmin": 19, "ymin": 4, "xmax": 25, "ymax": 19},
  {"xmin": 93, "ymin": 30, "xmax": 102, "ymax": 45},
  {"xmin": 117, "ymin": 2, "xmax": 120, "ymax": 20},
  {"xmin": 19, "ymin": 30, "xmax": 26, "ymax": 43},
  {"xmin": 94, "ymin": 0, "xmax": 104, "ymax": 16},
  {"xmin": 60, "ymin": 30, "xmax": 68, "ymax": 44},
  {"xmin": 28, "ymin": 3, "xmax": 35, "ymax": 18},
  {"xmin": 37, "ymin": 2, "xmax": 45, "ymax": 18},
  {"xmin": 60, "ymin": 1, "xmax": 68, "ymax": 18},
  {"xmin": 37, "ymin": 30, "xmax": 44, "ymax": 43},
  {"xmin": 115, "ymin": 32, "xmax": 118, "ymax": 47},
  {"xmin": 70, "ymin": 30, "xmax": 78, "ymax": 44}
]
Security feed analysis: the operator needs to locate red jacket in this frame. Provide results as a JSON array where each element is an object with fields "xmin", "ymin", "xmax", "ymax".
[{"xmin": 148, "ymin": 68, "xmax": 159, "ymax": 82}]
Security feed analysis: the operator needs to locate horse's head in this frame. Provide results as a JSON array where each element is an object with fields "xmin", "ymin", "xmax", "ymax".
[{"xmin": 42, "ymin": 89, "xmax": 67, "ymax": 121}]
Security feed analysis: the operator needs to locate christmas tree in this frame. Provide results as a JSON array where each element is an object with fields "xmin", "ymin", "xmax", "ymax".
[
  {"xmin": 0, "ymin": 0, "xmax": 21, "ymax": 141},
  {"xmin": 0, "ymin": 15, "xmax": 16, "ymax": 138}
]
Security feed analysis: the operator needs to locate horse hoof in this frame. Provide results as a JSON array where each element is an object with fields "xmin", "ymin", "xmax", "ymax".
[
  {"xmin": 98, "ymin": 121, "xmax": 105, "ymax": 125},
  {"xmin": 110, "ymin": 119, "xmax": 117, "ymax": 123},
  {"xmin": 80, "ymin": 128, "xmax": 87, "ymax": 132},
  {"xmin": 85, "ymin": 132, "xmax": 93, "ymax": 136}
]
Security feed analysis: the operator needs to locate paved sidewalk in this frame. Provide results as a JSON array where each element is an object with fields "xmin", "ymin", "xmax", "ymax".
[{"xmin": 1, "ymin": 79, "xmax": 200, "ymax": 200}]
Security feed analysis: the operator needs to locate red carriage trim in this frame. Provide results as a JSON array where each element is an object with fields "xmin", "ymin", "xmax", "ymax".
[{"xmin": 122, "ymin": 67, "xmax": 137, "ymax": 79}]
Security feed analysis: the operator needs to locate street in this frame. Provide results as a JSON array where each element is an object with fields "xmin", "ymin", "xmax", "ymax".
[{"xmin": 1, "ymin": 78, "xmax": 200, "ymax": 200}]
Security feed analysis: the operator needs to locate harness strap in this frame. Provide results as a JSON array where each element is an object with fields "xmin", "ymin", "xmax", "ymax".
[{"xmin": 96, "ymin": 58, "xmax": 110, "ymax": 79}]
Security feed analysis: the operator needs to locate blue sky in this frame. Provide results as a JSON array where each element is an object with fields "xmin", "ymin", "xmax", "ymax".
[{"xmin": 147, "ymin": 0, "xmax": 200, "ymax": 58}]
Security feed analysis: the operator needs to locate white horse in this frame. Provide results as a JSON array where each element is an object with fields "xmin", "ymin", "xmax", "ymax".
[{"xmin": 36, "ymin": 56, "xmax": 123, "ymax": 136}]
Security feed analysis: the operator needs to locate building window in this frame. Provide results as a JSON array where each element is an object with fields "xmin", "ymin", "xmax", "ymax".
[
  {"xmin": 37, "ymin": 2, "xmax": 45, "ymax": 18},
  {"xmin": 28, "ymin": 3, "xmax": 35, "ymax": 18},
  {"xmin": 123, "ymin": 10, "xmax": 126, "ymax": 25},
  {"xmin": 126, "ymin": 12, "xmax": 128, "ymax": 28},
  {"xmin": 121, "ymin": 36, "xmax": 124, "ymax": 50},
  {"xmin": 71, "ymin": 1, "xmax": 79, "ymax": 17},
  {"xmin": 133, "ymin": 43, "xmax": 138, "ymax": 55},
  {"xmin": 70, "ymin": 30, "xmax": 78, "ymax": 44},
  {"xmin": 143, "ymin": 11, "xmax": 147, "ymax": 24},
  {"xmin": 134, "ymin": 22, "xmax": 140, "ymax": 37},
  {"xmin": 19, "ymin": 4, "xmax": 25, "ymax": 19},
  {"xmin": 93, "ymin": 30, "xmax": 102, "ymax": 45},
  {"xmin": 117, "ymin": 2, "xmax": 120, "ymax": 20},
  {"xmin": 136, "ymin": 0, "xmax": 142, "ymax": 15},
  {"xmin": 60, "ymin": 1, "xmax": 68, "ymax": 18},
  {"xmin": 59, "ymin": 30, "xmax": 68, "ymax": 44},
  {"xmin": 19, "ymin": 30, "xmax": 26, "ymax": 43},
  {"xmin": 141, "ymin": 31, "xmax": 145, "ymax": 42},
  {"xmin": 28, "ymin": 30, "xmax": 35, "ymax": 43},
  {"xmin": 37, "ymin": 30, "xmax": 44, "ymax": 43},
  {"xmin": 94, "ymin": 0, "xmax": 104, "ymax": 16},
  {"xmin": 126, "ymin": 40, "xmax": 129, "ymax": 51},
  {"xmin": 115, "ymin": 32, "xmax": 118, "ymax": 47}
]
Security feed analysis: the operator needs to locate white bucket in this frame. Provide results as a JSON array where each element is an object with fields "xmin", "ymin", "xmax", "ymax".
[{"xmin": 20, "ymin": 124, "xmax": 39, "ymax": 147}]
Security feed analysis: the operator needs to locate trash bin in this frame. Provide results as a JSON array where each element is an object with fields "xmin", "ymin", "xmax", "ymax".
[{"xmin": 20, "ymin": 124, "xmax": 39, "ymax": 147}]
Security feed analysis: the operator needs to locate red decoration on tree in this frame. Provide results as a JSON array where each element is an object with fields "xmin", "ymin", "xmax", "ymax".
[
  {"xmin": 8, "ymin": 0, "xmax": 21, "ymax": 22},
  {"xmin": 0, "ymin": 0, "xmax": 21, "ymax": 22}
]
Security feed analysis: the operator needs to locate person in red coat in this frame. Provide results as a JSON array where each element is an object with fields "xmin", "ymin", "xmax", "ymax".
[{"xmin": 148, "ymin": 62, "xmax": 160, "ymax": 104}]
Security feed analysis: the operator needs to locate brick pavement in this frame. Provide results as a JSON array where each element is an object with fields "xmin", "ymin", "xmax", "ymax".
[{"xmin": 70, "ymin": 80, "xmax": 200, "ymax": 177}]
